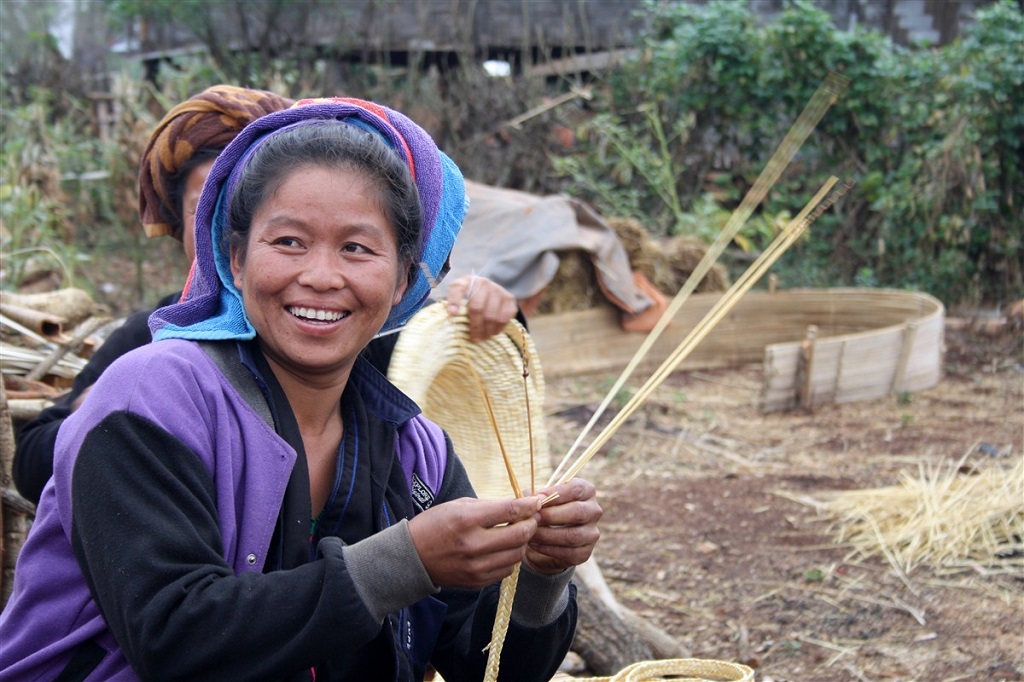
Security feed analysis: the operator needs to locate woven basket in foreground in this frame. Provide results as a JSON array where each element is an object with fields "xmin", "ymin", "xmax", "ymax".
[
  {"xmin": 388, "ymin": 303, "xmax": 550, "ymax": 500},
  {"xmin": 563, "ymin": 657, "xmax": 756, "ymax": 681}
]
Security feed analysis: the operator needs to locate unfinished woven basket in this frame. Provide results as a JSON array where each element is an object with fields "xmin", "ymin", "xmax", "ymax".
[
  {"xmin": 571, "ymin": 658, "xmax": 755, "ymax": 681},
  {"xmin": 387, "ymin": 303, "xmax": 550, "ymax": 500}
]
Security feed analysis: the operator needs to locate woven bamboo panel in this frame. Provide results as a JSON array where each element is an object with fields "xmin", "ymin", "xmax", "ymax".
[
  {"xmin": 529, "ymin": 288, "xmax": 944, "ymax": 412},
  {"xmin": 758, "ymin": 290, "xmax": 944, "ymax": 411}
]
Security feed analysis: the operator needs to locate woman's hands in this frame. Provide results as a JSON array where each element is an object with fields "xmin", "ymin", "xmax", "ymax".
[
  {"xmin": 445, "ymin": 275, "xmax": 520, "ymax": 342},
  {"xmin": 407, "ymin": 478, "xmax": 602, "ymax": 588},
  {"xmin": 408, "ymin": 496, "xmax": 541, "ymax": 589},
  {"xmin": 523, "ymin": 478, "xmax": 602, "ymax": 576}
]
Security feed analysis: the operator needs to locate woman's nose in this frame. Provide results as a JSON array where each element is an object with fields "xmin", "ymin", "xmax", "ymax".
[{"xmin": 297, "ymin": 247, "xmax": 346, "ymax": 290}]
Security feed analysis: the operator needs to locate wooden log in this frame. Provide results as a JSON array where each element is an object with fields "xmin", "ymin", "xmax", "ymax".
[
  {"xmin": 572, "ymin": 572, "xmax": 654, "ymax": 674},
  {"xmin": 2, "ymin": 488, "xmax": 34, "ymax": 609},
  {"xmin": 0, "ymin": 303, "xmax": 64, "ymax": 338},
  {"xmin": 0, "ymin": 379, "xmax": 36, "ymax": 609},
  {"xmin": 7, "ymin": 399, "xmax": 53, "ymax": 423},
  {"xmin": 571, "ymin": 557, "xmax": 688, "ymax": 675},
  {"xmin": 0, "ymin": 289, "xmax": 100, "ymax": 329}
]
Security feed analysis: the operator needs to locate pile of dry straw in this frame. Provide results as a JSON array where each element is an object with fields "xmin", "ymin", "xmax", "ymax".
[{"xmin": 797, "ymin": 455, "xmax": 1024, "ymax": 576}]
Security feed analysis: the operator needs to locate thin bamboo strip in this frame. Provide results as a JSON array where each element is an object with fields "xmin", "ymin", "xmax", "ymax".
[
  {"xmin": 479, "ymin": 329, "xmax": 535, "ymax": 681},
  {"xmin": 0, "ymin": 346, "xmax": 87, "ymax": 379},
  {"xmin": 25, "ymin": 316, "xmax": 109, "ymax": 382},
  {"xmin": 549, "ymin": 71, "xmax": 850, "ymax": 485},
  {"xmin": 551, "ymin": 178, "xmax": 849, "ymax": 487}
]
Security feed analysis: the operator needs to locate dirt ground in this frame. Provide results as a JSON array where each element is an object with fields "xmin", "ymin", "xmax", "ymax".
[{"xmin": 543, "ymin": 324, "xmax": 1023, "ymax": 682}]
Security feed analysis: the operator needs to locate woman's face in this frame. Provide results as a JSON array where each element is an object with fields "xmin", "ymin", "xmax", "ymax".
[
  {"xmin": 181, "ymin": 158, "xmax": 215, "ymax": 265},
  {"xmin": 230, "ymin": 165, "xmax": 408, "ymax": 385}
]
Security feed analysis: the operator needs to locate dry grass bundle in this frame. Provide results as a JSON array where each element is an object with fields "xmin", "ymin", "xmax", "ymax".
[
  {"xmin": 607, "ymin": 217, "xmax": 729, "ymax": 295},
  {"xmin": 665, "ymin": 235, "xmax": 729, "ymax": 293},
  {"xmin": 798, "ymin": 456, "xmax": 1024, "ymax": 576},
  {"xmin": 535, "ymin": 251, "xmax": 602, "ymax": 314},
  {"xmin": 534, "ymin": 217, "xmax": 731, "ymax": 315},
  {"xmin": 605, "ymin": 217, "xmax": 651, "ymax": 273}
]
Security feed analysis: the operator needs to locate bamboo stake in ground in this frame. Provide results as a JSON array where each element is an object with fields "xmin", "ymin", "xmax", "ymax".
[{"xmin": 549, "ymin": 71, "xmax": 850, "ymax": 486}]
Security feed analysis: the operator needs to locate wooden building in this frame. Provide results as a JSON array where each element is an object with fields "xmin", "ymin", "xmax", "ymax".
[{"xmin": 130, "ymin": 0, "xmax": 1002, "ymax": 79}]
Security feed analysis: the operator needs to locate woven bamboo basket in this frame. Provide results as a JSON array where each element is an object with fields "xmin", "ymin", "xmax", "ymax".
[
  {"xmin": 387, "ymin": 303, "xmax": 551, "ymax": 500},
  {"xmin": 759, "ymin": 288, "xmax": 945, "ymax": 411},
  {"xmin": 566, "ymin": 657, "xmax": 756, "ymax": 681}
]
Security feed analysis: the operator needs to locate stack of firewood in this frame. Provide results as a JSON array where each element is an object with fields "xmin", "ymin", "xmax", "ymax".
[{"xmin": 0, "ymin": 287, "xmax": 111, "ymax": 605}]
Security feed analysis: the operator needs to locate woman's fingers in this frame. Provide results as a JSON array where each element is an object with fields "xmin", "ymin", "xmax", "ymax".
[
  {"xmin": 523, "ymin": 478, "xmax": 603, "ymax": 575},
  {"xmin": 408, "ymin": 496, "xmax": 542, "ymax": 588},
  {"xmin": 445, "ymin": 275, "xmax": 519, "ymax": 341}
]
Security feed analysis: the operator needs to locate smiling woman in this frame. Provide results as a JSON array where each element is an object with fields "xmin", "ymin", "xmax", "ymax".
[
  {"xmin": 226, "ymin": 125, "xmax": 418, "ymax": 392},
  {"xmin": 0, "ymin": 98, "xmax": 603, "ymax": 682}
]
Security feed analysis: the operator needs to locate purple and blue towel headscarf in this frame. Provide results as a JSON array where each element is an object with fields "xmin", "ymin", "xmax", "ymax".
[{"xmin": 149, "ymin": 97, "xmax": 467, "ymax": 341}]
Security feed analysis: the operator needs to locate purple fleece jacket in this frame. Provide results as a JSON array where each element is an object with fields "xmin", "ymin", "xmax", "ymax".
[{"xmin": 0, "ymin": 339, "xmax": 448, "ymax": 681}]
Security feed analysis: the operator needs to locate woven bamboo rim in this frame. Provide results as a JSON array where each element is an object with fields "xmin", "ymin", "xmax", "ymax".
[
  {"xmin": 387, "ymin": 302, "xmax": 550, "ymax": 499},
  {"xmin": 575, "ymin": 658, "xmax": 755, "ymax": 682}
]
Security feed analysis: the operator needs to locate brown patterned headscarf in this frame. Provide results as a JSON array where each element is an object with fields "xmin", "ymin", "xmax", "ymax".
[{"xmin": 138, "ymin": 85, "xmax": 293, "ymax": 239}]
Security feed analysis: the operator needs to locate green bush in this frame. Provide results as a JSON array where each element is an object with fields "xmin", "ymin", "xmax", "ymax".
[
  {"xmin": 4, "ymin": 1, "xmax": 1020, "ymax": 311},
  {"xmin": 1, "ymin": 74, "xmax": 171, "ymax": 310},
  {"xmin": 1, "ymin": 92, "xmax": 87, "ymax": 291},
  {"xmin": 553, "ymin": 0, "xmax": 1023, "ymax": 307}
]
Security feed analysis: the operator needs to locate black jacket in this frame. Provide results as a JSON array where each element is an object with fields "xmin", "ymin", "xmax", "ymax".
[{"xmin": 13, "ymin": 292, "xmax": 180, "ymax": 504}]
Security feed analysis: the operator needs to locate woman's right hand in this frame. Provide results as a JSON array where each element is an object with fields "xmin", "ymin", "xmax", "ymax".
[{"xmin": 407, "ymin": 495, "xmax": 543, "ymax": 589}]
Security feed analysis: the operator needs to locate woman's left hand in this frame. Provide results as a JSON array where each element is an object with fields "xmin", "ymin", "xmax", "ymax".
[
  {"xmin": 446, "ymin": 275, "xmax": 519, "ymax": 342},
  {"xmin": 522, "ymin": 478, "xmax": 602, "ymax": 575}
]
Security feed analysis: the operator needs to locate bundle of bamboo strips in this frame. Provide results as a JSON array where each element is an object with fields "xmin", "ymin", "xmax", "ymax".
[
  {"xmin": 484, "ymin": 72, "xmax": 851, "ymax": 680},
  {"xmin": 0, "ymin": 344, "xmax": 87, "ymax": 380},
  {"xmin": 548, "ymin": 177, "xmax": 850, "ymax": 488},
  {"xmin": 553, "ymin": 72, "xmax": 850, "ymax": 479}
]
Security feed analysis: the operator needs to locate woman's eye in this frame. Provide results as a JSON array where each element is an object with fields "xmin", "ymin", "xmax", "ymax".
[
  {"xmin": 343, "ymin": 243, "xmax": 370, "ymax": 254},
  {"xmin": 274, "ymin": 237, "xmax": 301, "ymax": 247}
]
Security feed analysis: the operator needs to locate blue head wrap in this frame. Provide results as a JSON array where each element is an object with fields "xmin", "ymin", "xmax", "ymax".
[{"xmin": 149, "ymin": 97, "xmax": 467, "ymax": 341}]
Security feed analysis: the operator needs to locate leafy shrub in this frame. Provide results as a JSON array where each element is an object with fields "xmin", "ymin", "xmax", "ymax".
[
  {"xmin": 1, "ymin": 92, "xmax": 85, "ymax": 290},
  {"xmin": 553, "ymin": 0, "xmax": 1023, "ymax": 307}
]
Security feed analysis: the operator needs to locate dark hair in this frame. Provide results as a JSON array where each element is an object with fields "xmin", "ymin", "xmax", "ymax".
[
  {"xmin": 226, "ymin": 122, "xmax": 422, "ymax": 285},
  {"xmin": 167, "ymin": 148, "xmax": 222, "ymax": 240}
]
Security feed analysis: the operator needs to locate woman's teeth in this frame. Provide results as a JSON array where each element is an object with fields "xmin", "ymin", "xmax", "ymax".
[{"xmin": 289, "ymin": 306, "xmax": 345, "ymax": 321}]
